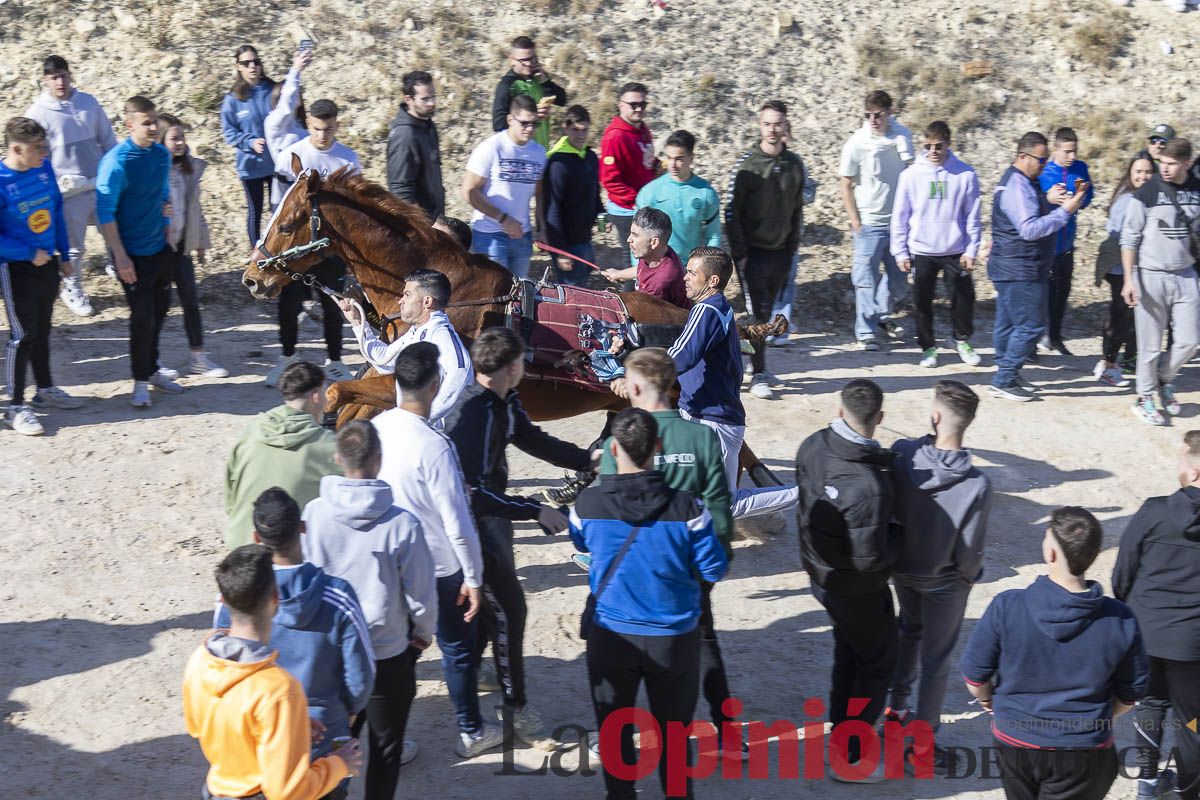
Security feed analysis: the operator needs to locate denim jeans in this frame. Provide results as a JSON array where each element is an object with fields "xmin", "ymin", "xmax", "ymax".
[
  {"xmin": 552, "ymin": 241, "xmax": 595, "ymax": 286},
  {"xmin": 471, "ymin": 228, "xmax": 533, "ymax": 279},
  {"xmin": 851, "ymin": 225, "xmax": 907, "ymax": 340},
  {"xmin": 436, "ymin": 571, "xmax": 482, "ymax": 734},
  {"xmin": 992, "ymin": 279, "xmax": 1047, "ymax": 388}
]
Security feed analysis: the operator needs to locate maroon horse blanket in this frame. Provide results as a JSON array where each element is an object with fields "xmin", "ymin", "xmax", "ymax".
[{"xmin": 512, "ymin": 283, "xmax": 630, "ymax": 393}]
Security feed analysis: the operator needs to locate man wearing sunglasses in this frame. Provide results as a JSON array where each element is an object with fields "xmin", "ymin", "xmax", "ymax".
[
  {"xmin": 987, "ymin": 131, "xmax": 1085, "ymax": 402},
  {"xmin": 1148, "ymin": 124, "xmax": 1175, "ymax": 167},
  {"xmin": 490, "ymin": 36, "xmax": 567, "ymax": 151},
  {"xmin": 600, "ymin": 82, "xmax": 658, "ymax": 276},
  {"xmin": 839, "ymin": 90, "xmax": 914, "ymax": 351}
]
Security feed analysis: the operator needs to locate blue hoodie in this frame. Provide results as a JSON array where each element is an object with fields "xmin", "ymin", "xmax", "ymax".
[
  {"xmin": 1038, "ymin": 159, "xmax": 1094, "ymax": 256},
  {"xmin": 667, "ymin": 294, "xmax": 745, "ymax": 426},
  {"xmin": 214, "ymin": 562, "xmax": 375, "ymax": 756},
  {"xmin": 961, "ymin": 575, "xmax": 1147, "ymax": 749},
  {"xmin": 220, "ymin": 81, "xmax": 276, "ymax": 180}
]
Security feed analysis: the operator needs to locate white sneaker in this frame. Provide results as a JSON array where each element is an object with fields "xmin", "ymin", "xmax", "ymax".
[
  {"xmin": 6, "ymin": 405, "xmax": 44, "ymax": 436},
  {"xmin": 265, "ymin": 356, "xmax": 296, "ymax": 388},
  {"xmin": 400, "ymin": 739, "xmax": 419, "ymax": 766},
  {"xmin": 953, "ymin": 339, "xmax": 982, "ymax": 366},
  {"xmin": 919, "ymin": 348, "xmax": 939, "ymax": 368},
  {"xmin": 829, "ymin": 758, "xmax": 888, "ymax": 784},
  {"xmin": 455, "ymin": 721, "xmax": 505, "ymax": 759},
  {"xmin": 130, "ymin": 381, "xmax": 152, "ymax": 408},
  {"xmin": 156, "ymin": 362, "xmax": 180, "ymax": 381},
  {"xmin": 30, "ymin": 386, "xmax": 83, "ymax": 410},
  {"xmin": 189, "ymin": 352, "xmax": 229, "ymax": 378},
  {"xmin": 748, "ymin": 374, "xmax": 776, "ymax": 400},
  {"xmin": 60, "ymin": 281, "xmax": 94, "ymax": 317},
  {"xmin": 149, "ymin": 371, "xmax": 184, "ymax": 394},
  {"xmin": 323, "ymin": 359, "xmax": 355, "ymax": 383},
  {"xmin": 500, "ymin": 704, "xmax": 560, "ymax": 751}
]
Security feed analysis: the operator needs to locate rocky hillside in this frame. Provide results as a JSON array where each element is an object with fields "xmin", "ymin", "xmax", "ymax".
[{"xmin": 0, "ymin": 0, "xmax": 1197, "ymax": 330}]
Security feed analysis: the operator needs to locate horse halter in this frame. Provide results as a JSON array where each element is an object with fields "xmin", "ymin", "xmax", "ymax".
[{"xmin": 254, "ymin": 189, "xmax": 339, "ymax": 298}]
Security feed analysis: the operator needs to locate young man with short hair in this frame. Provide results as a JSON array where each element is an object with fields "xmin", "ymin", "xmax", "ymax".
[
  {"xmin": 96, "ymin": 95, "xmax": 179, "ymax": 408},
  {"xmin": 727, "ymin": 100, "xmax": 808, "ymax": 396},
  {"xmin": 184, "ymin": 544, "xmax": 363, "ymax": 800},
  {"xmin": 433, "ymin": 214, "xmax": 471, "ymax": 249},
  {"xmin": 490, "ymin": 36, "xmax": 567, "ymax": 150},
  {"xmin": 635, "ymin": 129, "xmax": 721, "ymax": 266},
  {"xmin": 214, "ymin": 488, "xmax": 374, "ymax": 800},
  {"xmin": 1037, "ymin": 127, "xmax": 1094, "ymax": 356},
  {"xmin": 24, "ymin": 54, "xmax": 116, "ymax": 318},
  {"xmin": 371, "ymin": 343, "xmax": 502, "ymax": 759},
  {"xmin": 988, "ymin": 131, "xmax": 1085, "ymax": 402},
  {"xmin": 890, "ymin": 120, "xmax": 982, "ymax": 368},
  {"xmin": 386, "ymin": 71, "xmax": 443, "ymax": 221},
  {"xmin": 303, "ymin": 421, "xmax": 437, "ymax": 800},
  {"xmin": 1, "ymin": 116, "xmax": 82, "ymax": 436},
  {"xmin": 839, "ymin": 90, "xmax": 914, "ymax": 350},
  {"xmin": 224, "ymin": 360, "xmax": 340, "ymax": 550},
  {"xmin": 338, "ymin": 268, "xmax": 472, "ymax": 423},
  {"xmin": 886, "ymin": 380, "xmax": 991, "ymax": 774},
  {"xmin": 599, "ymin": 82, "xmax": 657, "ymax": 271},
  {"xmin": 599, "ymin": 206, "xmax": 689, "ymax": 308},
  {"xmin": 538, "ymin": 104, "xmax": 603, "ymax": 286},
  {"xmin": 443, "ymin": 327, "xmax": 593, "ymax": 750},
  {"xmin": 462, "ymin": 95, "xmax": 547, "ymax": 278},
  {"xmin": 1121, "ymin": 137, "xmax": 1200, "ymax": 425},
  {"xmin": 795, "ymin": 378, "xmax": 898, "ymax": 782},
  {"xmin": 570, "ymin": 407, "xmax": 728, "ymax": 799},
  {"xmin": 1113, "ymin": 430, "xmax": 1200, "ymax": 800},
  {"xmin": 962, "ymin": 507, "xmax": 1148, "ymax": 800}
]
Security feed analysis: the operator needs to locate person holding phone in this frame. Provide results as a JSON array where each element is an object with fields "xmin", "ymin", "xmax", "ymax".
[
  {"xmin": 491, "ymin": 36, "xmax": 567, "ymax": 150},
  {"xmin": 220, "ymin": 45, "xmax": 276, "ymax": 248},
  {"xmin": 1037, "ymin": 127, "xmax": 1094, "ymax": 356}
]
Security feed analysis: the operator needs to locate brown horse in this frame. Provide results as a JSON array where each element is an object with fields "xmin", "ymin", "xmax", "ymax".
[{"xmin": 241, "ymin": 164, "xmax": 784, "ymax": 485}]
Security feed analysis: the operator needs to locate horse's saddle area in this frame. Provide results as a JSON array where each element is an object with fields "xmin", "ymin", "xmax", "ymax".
[{"xmin": 508, "ymin": 280, "xmax": 681, "ymax": 393}]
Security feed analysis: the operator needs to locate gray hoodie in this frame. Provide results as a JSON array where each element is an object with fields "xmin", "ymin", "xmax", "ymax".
[
  {"xmin": 890, "ymin": 435, "xmax": 992, "ymax": 584},
  {"xmin": 302, "ymin": 476, "xmax": 437, "ymax": 659},
  {"xmin": 24, "ymin": 90, "xmax": 117, "ymax": 186}
]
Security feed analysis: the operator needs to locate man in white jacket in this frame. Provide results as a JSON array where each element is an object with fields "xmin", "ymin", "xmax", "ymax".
[
  {"xmin": 372, "ymin": 342, "xmax": 504, "ymax": 759},
  {"xmin": 24, "ymin": 54, "xmax": 117, "ymax": 318},
  {"xmin": 339, "ymin": 268, "xmax": 473, "ymax": 424}
]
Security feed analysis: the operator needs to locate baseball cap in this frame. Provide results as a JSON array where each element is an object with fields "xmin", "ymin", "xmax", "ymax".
[{"xmin": 1150, "ymin": 123, "xmax": 1176, "ymax": 140}]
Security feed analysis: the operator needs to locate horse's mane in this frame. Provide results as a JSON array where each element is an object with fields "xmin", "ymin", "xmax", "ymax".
[{"xmin": 320, "ymin": 168, "xmax": 438, "ymax": 247}]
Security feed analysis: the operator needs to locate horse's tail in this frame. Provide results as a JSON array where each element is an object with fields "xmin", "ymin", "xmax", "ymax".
[{"xmin": 738, "ymin": 314, "xmax": 789, "ymax": 343}]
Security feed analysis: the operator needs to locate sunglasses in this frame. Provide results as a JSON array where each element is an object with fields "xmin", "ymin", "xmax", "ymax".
[
  {"xmin": 923, "ymin": 142, "xmax": 947, "ymax": 151},
  {"xmin": 622, "ymin": 100, "xmax": 648, "ymax": 110},
  {"xmin": 1019, "ymin": 152, "xmax": 1049, "ymax": 166},
  {"xmin": 238, "ymin": 59, "xmax": 262, "ymax": 67},
  {"xmin": 1150, "ymin": 137, "xmax": 1167, "ymax": 145},
  {"xmin": 513, "ymin": 118, "xmax": 538, "ymax": 129},
  {"xmin": 864, "ymin": 111, "xmax": 887, "ymax": 120},
  {"xmin": 513, "ymin": 56, "xmax": 538, "ymax": 65}
]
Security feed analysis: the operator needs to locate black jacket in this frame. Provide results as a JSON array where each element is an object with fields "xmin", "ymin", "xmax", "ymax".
[
  {"xmin": 491, "ymin": 70, "xmax": 568, "ymax": 133},
  {"xmin": 795, "ymin": 426, "xmax": 898, "ymax": 595},
  {"xmin": 385, "ymin": 105, "xmax": 444, "ymax": 221},
  {"xmin": 443, "ymin": 382, "xmax": 591, "ymax": 522},
  {"xmin": 543, "ymin": 144, "xmax": 603, "ymax": 248},
  {"xmin": 1112, "ymin": 486, "xmax": 1200, "ymax": 661}
]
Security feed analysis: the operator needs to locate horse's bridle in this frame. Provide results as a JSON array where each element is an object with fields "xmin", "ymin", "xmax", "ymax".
[{"xmin": 254, "ymin": 189, "xmax": 340, "ymax": 299}]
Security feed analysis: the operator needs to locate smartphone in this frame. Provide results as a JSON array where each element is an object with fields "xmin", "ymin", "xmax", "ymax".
[{"xmin": 299, "ymin": 39, "xmax": 315, "ymax": 53}]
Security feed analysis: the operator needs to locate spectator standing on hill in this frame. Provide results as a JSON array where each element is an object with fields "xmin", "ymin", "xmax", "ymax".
[
  {"xmin": 1148, "ymin": 124, "xmax": 1174, "ymax": 167},
  {"xmin": 220, "ymin": 45, "xmax": 276, "ymax": 248},
  {"xmin": 490, "ymin": 36, "xmax": 567, "ymax": 151},
  {"xmin": 600, "ymin": 82, "xmax": 657, "ymax": 272},
  {"xmin": 264, "ymin": 47, "xmax": 313, "ymax": 206},
  {"xmin": 635, "ymin": 129, "xmax": 721, "ymax": 266},
  {"xmin": 890, "ymin": 120, "xmax": 982, "ymax": 369},
  {"xmin": 24, "ymin": 54, "xmax": 115, "ymax": 318},
  {"xmin": 386, "ymin": 70, "xmax": 444, "ymax": 221},
  {"xmin": 839, "ymin": 90, "xmax": 914, "ymax": 351},
  {"xmin": 1037, "ymin": 127, "xmax": 1095, "ymax": 356},
  {"xmin": 537, "ymin": 105, "xmax": 603, "ymax": 286}
]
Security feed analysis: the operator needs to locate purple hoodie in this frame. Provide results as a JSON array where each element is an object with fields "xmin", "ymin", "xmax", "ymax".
[{"xmin": 890, "ymin": 152, "xmax": 982, "ymax": 261}]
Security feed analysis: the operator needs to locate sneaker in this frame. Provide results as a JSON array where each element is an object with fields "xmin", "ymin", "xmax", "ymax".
[
  {"xmin": 571, "ymin": 553, "xmax": 592, "ymax": 572},
  {"xmin": 829, "ymin": 757, "xmax": 887, "ymax": 784},
  {"xmin": 5, "ymin": 405, "xmax": 44, "ymax": 436},
  {"xmin": 189, "ymin": 352, "xmax": 229, "ymax": 378},
  {"xmin": 156, "ymin": 362, "xmax": 180, "ymax": 380},
  {"xmin": 989, "ymin": 384, "xmax": 1035, "ymax": 402},
  {"xmin": 60, "ymin": 281, "xmax": 94, "ymax": 317},
  {"xmin": 1159, "ymin": 382, "xmax": 1182, "ymax": 415},
  {"xmin": 324, "ymin": 359, "xmax": 355, "ymax": 383},
  {"xmin": 748, "ymin": 374, "xmax": 775, "ymax": 400},
  {"xmin": 30, "ymin": 386, "xmax": 82, "ymax": 410},
  {"xmin": 1050, "ymin": 340, "xmax": 1073, "ymax": 356},
  {"xmin": 883, "ymin": 706, "xmax": 912, "ymax": 725},
  {"xmin": 1036, "ymin": 337, "xmax": 1054, "ymax": 355},
  {"xmin": 301, "ymin": 298, "xmax": 323, "ymax": 321},
  {"xmin": 540, "ymin": 472, "xmax": 596, "ymax": 507},
  {"xmin": 587, "ymin": 730, "xmax": 601, "ymax": 759},
  {"xmin": 1133, "ymin": 395, "xmax": 1167, "ymax": 426},
  {"xmin": 860, "ymin": 338, "xmax": 880, "ymax": 352},
  {"xmin": 1120, "ymin": 355, "xmax": 1137, "ymax": 376},
  {"xmin": 905, "ymin": 744, "xmax": 953, "ymax": 777},
  {"xmin": 954, "ymin": 339, "xmax": 982, "ymax": 366},
  {"xmin": 1015, "ymin": 377, "xmax": 1040, "ymax": 394},
  {"xmin": 400, "ymin": 739, "xmax": 419, "ymax": 766},
  {"xmin": 743, "ymin": 360, "xmax": 754, "ymax": 375},
  {"xmin": 265, "ymin": 355, "xmax": 296, "ymax": 388},
  {"xmin": 761, "ymin": 371, "xmax": 782, "ymax": 387},
  {"xmin": 477, "ymin": 661, "xmax": 501, "ymax": 692},
  {"xmin": 455, "ymin": 721, "xmax": 505, "ymax": 759},
  {"xmin": 879, "ymin": 320, "xmax": 903, "ymax": 340},
  {"xmin": 918, "ymin": 348, "xmax": 938, "ymax": 368},
  {"xmin": 718, "ymin": 729, "xmax": 750, "ymax": 761},
  {"xmin": 500, "ymin": 704, "xmax": 560, "ymax": 751},
  {"xmin": 1098, "ymin": 366, "xmax": 1131, "ymax": 388},
  {"xmin": 1136, "ymin": 770, "xmax": 1177, "ymax": 799},
  {"xmin": 149, "ymin": 371, "xmax": 184, "ymax": 394},
  {"xmin": 130, "ymin": 381, "xmax": 151, "ymax": 408}
]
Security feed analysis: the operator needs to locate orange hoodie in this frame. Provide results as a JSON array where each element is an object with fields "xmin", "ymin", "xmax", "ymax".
[{"xmin": 183, "ymin": 632, "xmax": 349, "ymax": 800}]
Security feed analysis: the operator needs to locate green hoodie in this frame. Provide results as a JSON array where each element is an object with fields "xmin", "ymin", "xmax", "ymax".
[
  {"xmin": 599, "ymin": 409, "xmax": 734, "ymax": 558},
  {"xmin": 725, "ymin": 143, "xmax": 807, "ymax": 261},
  {"xmin": 224, "ymin": 405, "xmax": 341, "ymax": 549}
]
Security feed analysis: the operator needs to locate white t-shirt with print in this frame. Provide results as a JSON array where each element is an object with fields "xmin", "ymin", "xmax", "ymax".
[
  {"xmin": 838, "ymin": 121, "xmax": 914, "ymax": 227},
  {"xmin": 465, "ymin": 131, "xmax": 546, "ymax": 234},
  {"xmin": 274, "ymin": 137, "xmax": 362, "ymax": 181}
]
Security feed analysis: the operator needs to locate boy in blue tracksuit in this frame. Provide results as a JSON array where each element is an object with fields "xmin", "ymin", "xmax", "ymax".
[
  {"xmin": 1037, "ymin": 127, "xmax": 1094, "ymax": 355},
  {"xmin": 215, "ymin": 487, "xmax": 374, "ymax": 799},
  {"xmin": 569, "ymin": 407, "xmax": 727, "ymax": 800},
  {"xmin": 0, "ymin": 116, "xmax": 81, "ymax": 436}
]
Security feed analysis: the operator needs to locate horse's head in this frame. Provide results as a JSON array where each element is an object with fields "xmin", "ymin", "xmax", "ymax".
[{"xmin": 242, "ymin": 156, "xmax": 329, "ymax": 300}]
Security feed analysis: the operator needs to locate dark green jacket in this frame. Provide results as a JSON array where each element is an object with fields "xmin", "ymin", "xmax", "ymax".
[
  {"xmin": 599, "ymin": 409, "xmax": 734, "ymax": 558},
  {"xmin": 724, "ymin": 143, "xmax": 806, "ymax": 261}
]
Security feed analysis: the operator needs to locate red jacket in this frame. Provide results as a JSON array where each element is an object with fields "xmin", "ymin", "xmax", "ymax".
[{"xmin": 599, "ymin": 116, "xmax": 656, "ymax": 210}]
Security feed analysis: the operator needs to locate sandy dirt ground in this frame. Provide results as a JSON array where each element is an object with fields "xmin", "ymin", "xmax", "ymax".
[{"xmin": 1, "ymin": 254, "xmax": 1193, "ymax": 800}]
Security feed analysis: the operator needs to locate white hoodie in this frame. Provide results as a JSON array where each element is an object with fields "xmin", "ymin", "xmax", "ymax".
[{"xmin": 24, "ymin": 90, "xmax": 117, "ymax": 188}]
